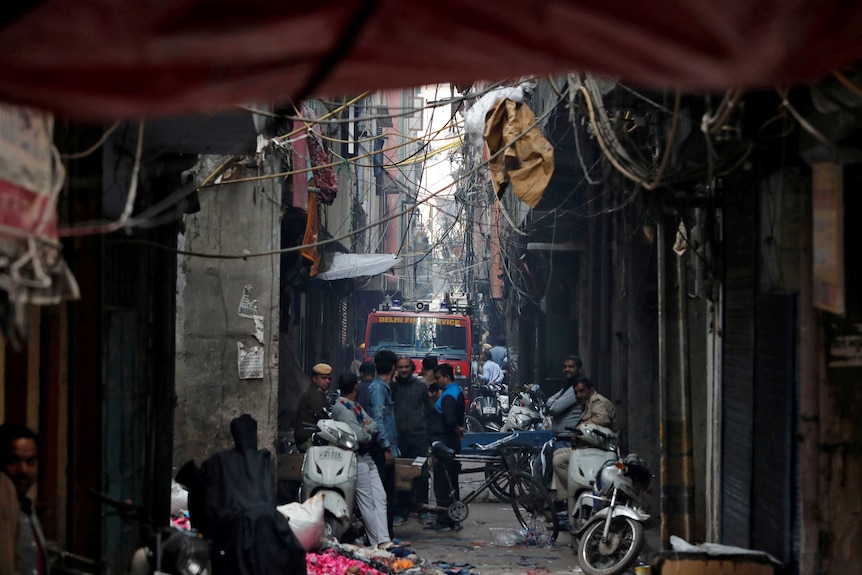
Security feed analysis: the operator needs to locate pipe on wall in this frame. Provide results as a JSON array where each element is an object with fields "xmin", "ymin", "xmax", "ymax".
[
  {"xmin": 657, "ymin": 217, "xmax": 669, "ymax": 545},
  {"xmin": 674, "ymin": 231, "xmax": 695, "ymax": 542},
  {"xmin": 798, "ymin": 180, "xmax": 820, "ymax": 574}
]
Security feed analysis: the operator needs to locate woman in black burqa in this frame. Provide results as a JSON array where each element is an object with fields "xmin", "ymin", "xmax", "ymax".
[{"xmin": 180, "ymin": 414, "xmax": 306, "ymax": 575}]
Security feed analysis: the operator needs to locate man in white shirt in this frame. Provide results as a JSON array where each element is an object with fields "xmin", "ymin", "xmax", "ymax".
[{"xmin": 479, "ymin": 349, "xmax": 504, "ymax": 392}]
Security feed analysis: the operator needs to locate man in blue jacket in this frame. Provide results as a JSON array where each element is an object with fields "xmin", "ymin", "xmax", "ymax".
[
  {"xmin": 369, "ymin": 349, "xmax": 399, "ymax": 533},
  {"xmin": 425, "ymin": 363, "xmax": 465, "ymax": 531}
]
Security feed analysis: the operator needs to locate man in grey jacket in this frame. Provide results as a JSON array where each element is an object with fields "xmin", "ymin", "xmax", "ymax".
[
  {"xmin": 331, "ymin": 374, "xmax": 392, "ymax": 548},
  {"xmin": 548, "ymin": 355, "xmax": 585, "ymax": 500}
]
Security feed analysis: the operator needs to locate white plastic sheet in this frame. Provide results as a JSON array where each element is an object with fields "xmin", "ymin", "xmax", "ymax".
[{"xmin": 315, "ymin": 253, "xmax": 396, "ymax": 281}]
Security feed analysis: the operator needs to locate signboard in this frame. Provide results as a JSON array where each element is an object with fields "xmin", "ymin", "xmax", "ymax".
[
  {"xmin": 811, "ymin": 162, "xmax": 844, "ymax": 315},
  {"xmin": 371, "ymin": 314, "xmax": 465, "ymax": 327}
]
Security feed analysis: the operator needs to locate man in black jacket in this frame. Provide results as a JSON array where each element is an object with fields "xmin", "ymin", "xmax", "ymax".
[
  {"xmin": 392, "ymin": 355, "xmax": 433, "ymax": 524},
  {"xmin": 425, "ymin": 363, "xmax": 465, "ymax": 531}
]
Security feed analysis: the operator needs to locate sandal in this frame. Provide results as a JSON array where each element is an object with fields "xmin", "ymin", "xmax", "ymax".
[{"xmin": 392, "ymin": 538, "xmax": 412, "ymax": 547}]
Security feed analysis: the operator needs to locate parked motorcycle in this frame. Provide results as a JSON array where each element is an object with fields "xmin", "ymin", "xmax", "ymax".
[
  {"xmin": 93, "ymin": 491, "xmax": 211, "ymax": 575},
  {"xmin": 565, "ymin": 424, "xmax": 653, "ymax": 575},
  {"xmin": 500, "ymin": 384, "xmax": 547, "ymax": 432},
  {"xmin": 466, "ymin": 382, "xmax": 507, "ymax": 431},
  {"xmin": 300, "ymin": 418, "xmax": 358, "ymax": 541}
]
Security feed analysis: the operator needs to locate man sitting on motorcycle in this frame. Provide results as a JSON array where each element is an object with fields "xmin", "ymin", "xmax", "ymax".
[
  {"xmin": 547, "ymin": 355, "xmax": 586, "ymax": 501},
  {"xmin": 552, "ymin": 374, "xmax": 620, "ymax": 512}
]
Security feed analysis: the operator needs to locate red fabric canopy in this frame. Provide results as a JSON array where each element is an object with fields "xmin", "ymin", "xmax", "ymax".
[{"xmin": 2, "ymin": 0, "xmax": 862, "ymax": 120}]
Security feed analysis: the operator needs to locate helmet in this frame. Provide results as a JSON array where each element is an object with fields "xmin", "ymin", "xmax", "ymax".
[{"xmin": 575, "ymin": 423, "xmax": 618, "ymax": 449}]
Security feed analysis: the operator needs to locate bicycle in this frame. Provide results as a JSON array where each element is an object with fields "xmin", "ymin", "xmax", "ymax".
[{"xmin": 422, "ymin": 433, "xmax": 560, "ymax": 542}]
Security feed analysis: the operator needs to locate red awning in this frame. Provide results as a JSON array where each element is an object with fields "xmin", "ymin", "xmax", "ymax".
[{"xmin": 1, "ymin": 0, "xmax": 861, "ymax": 120}]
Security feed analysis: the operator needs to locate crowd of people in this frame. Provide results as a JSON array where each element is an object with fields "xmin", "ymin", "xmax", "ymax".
[
  {"xmin": 0, "ymin": 342, "xmax": 619, "ymax": 572},
  {"xmin": 293, "ymin": 349, "xmax": 467, "ymax": 550},
  {"xmin": 295, "ymin": 340, "xmax": 621, "ymax": 546}
]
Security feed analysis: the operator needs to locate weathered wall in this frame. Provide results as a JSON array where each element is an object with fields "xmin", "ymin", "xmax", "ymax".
[{"xmin": 174, "ymin": 155, "xmax": 281, "ymax": 468}]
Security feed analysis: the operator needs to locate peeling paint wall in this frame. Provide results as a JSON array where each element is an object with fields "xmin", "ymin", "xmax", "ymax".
[{"xmin": 174, "ymin": 154, "xmax": 281, "ymax": 468}]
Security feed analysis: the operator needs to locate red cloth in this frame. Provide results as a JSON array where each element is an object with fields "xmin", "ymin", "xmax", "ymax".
[
  {"xmin": 307, "ymin": 132, "xmax": 338, "ymax": 205},
  {"xmin": 1, "ymin": 0, "xmax": 862, "ymax": 119}
]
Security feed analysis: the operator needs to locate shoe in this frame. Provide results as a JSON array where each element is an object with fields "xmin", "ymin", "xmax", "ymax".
[
  {"xmin": 423, "ymin": 520, "xmax": 454, "ymax": 531},
  {"xmin": 419, "ymin": 512, "xmax": 433, "ymax": 523},
  {"xmin": 392, "ymin": 515, "xmax": 408, "ymax": 526}
]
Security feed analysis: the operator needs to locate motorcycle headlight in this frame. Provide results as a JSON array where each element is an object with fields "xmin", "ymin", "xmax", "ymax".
[
  {"xmin": 598, "ymin": 464, "xmax": 619, "ymax": 495},
  {"xmin": 162, "ymin": 532, "xmax": 211, "ymax": 575}
]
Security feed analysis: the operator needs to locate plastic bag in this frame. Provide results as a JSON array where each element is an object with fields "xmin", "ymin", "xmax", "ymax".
[
  {"xmin": 277, "ymin": 493, "xmax": 325, "ymax": 551},
  {"xmin": 169, "ymin": 479, "xmax": 188, "ymax": 516}
]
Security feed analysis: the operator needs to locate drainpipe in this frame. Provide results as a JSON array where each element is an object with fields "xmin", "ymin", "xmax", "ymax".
[
  {"xmin": 657, "ymin": 218, "xmax": 669, "ymax": 545},
  {"xmin": 798, "ymin": 180, "xmax": 820, "ymax": 574},
  {"xmin": 705, "ymin": 203, "xmax": 724, "ymax": 541},
  {"xmin": 674, "ymin": 231, "xmax": 695, "ymax": 543}
]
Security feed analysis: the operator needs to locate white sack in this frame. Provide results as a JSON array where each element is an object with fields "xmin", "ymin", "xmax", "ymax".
[{"xmin": 277, "ymin": 492, "xmax": 325, "ymax": 551}]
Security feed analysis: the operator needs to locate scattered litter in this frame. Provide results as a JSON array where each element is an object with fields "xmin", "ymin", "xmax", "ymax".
[
  {"xmin": 432, "ymin": 560, "xmax": 481, "ymax": 575},
  {"xmin": 490, "ymin": 527, "xmax": 522, "ymax": 547},
  {"xmin": 489, "ymin": 527, "xmax": 554, "ymax": 548},
  {"xmin": 307, "ymin": 541, "xmax": 453, "ymax": 575},
  {"xmin": 523, "ymin": 527, "xmax": 554, "ymax": 548}
]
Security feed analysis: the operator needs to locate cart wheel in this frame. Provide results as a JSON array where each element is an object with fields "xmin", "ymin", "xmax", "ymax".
[
  {"xmin": 448, "ymin": 500, "xmax": 469, "ymax": 523},
  {"xmin": 487, "ymin": 444, "xmax": 539, "ymax": 503},
  {"xmin": 509, "ymin": 471, "xmax": 559, "ymax": 542}
]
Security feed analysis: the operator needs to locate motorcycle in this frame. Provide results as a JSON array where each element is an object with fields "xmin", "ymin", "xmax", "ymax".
[
  {"xmin": 565, "ymin": 424, "xmax": 653, "ymax": 575},
  {"xmin": 466, "ymin": 382, "xmax": 507, "ymax": 432},
  {"xmin": 93, "ymin": 491, "xmax": 211, "ymax": 575},
  {"xmin": 300, "ymin": 418, "xmax": 358, "ymax": 541},
  {"xmin": 500, "ymin": 384, "xmax": 547, "ymax": 432}
]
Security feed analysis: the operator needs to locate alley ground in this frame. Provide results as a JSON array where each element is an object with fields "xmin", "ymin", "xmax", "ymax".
[{"xmin": 388, "ymin": 472, "xmax": 660, "ymax": 575}]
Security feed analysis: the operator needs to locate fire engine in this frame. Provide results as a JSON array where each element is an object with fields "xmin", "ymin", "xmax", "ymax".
[{"xmin": 362, "ymin": 295, "xmax": 474, "ymax": 387}]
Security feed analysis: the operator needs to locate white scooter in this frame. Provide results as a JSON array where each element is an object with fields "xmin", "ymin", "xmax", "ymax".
[
  {"xmin": 565, "ymin": 423, "xmax": 621, "ymax": 532},
  {"xmin": 300, "ymin": 419, "xmax": 358, "ymax": 541}
]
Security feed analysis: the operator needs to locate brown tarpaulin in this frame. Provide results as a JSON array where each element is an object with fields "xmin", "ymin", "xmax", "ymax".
[
  {"xmin": 1, "ymin": 0, "xmax": 862, "ymax": 119},
  {"xmin": 484, "ymin": 99, "xmax": 553, "ymax": 208}
]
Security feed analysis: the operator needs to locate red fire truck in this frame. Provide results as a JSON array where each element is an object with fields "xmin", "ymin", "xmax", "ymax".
[{"xmin": 362, "ymin": 299, "xmax": 473, "ymax": 387}]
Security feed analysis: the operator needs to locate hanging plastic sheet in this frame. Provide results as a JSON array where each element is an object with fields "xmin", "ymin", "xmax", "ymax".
[
  {"xmin": 483, "ymin": 99, "xmax": 554, "ymax": 208},
  {"xmin": 0, "ymin": 103, "xmax": 79, "ymax": 339},
  {"xmin": 315, "ymin": 253, "xmax": 397, "ymax": 281}
]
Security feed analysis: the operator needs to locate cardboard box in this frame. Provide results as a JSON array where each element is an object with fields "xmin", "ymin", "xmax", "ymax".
[
  {"xmin": 394, "ymin": 456, "xmax": 425, "ymax": 491},
  {"xmin": 654, "ymin": 553, "xmax": 779, "ymax": 575}
]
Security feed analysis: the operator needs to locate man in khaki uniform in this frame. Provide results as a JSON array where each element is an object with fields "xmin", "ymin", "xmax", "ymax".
[
  {"xmin": 294, "ymin": 363, "xmax": 334, "ymax": 451},
  {"xmin": 552, "ymin": 378, "xmax": 619, "ymax": 508},
  {"xmin": 575, "ymin": 379, "xmax": 619, "ymax": 434}
]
